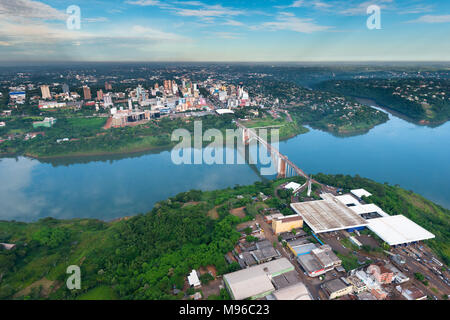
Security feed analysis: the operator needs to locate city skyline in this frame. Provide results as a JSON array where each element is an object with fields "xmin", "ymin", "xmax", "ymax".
[{"xmin": 0, "ymin": 0, "xmax": 449, "ymax": 62}]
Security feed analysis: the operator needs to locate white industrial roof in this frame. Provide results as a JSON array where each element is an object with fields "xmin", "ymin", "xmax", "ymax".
[
  {"xmin": 351, "ymin": 189, "xmax": 372, "ymax": 199},
  {"xmin": 290, "ymin": 197, "xmax": 368, "ymax": 234},
  {"xmin": 285, "ymin": 182, "xmax": 301, "ymax": 191},
  {"xmin": 349, "ymin": 203, "xmax": 389, "ymax": 217},
  {"xmin": 223, "ymin": 258, "xmax": 294, "ymax": 300},
  {"xmin": 335, "ymin": 194, "xmax": 360, "ymax": 207},
  {"xmin": 367, "ymin": 215, "xmax": 435, "ymax": 246},
  {"xmin": 272, "ymin": 282, "xmax": 311, "ymax": 300}
]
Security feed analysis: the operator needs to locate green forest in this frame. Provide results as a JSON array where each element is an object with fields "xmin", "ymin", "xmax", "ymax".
[{"xmin": 317, "ymin": 79, "xmax": 450, "ymax": 124}]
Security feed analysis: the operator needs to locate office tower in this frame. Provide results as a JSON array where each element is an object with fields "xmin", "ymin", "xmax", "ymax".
[
  {"xmin": 40, "ymin": 85, "xmax": 51, "ymax": 99},
  {"xmin": 97, "ymin": 90, "xmax": 104, "ymax": 101},
  {"xmin": 83, "ymin": 85, "xmax": 91, "ymax": 100}
]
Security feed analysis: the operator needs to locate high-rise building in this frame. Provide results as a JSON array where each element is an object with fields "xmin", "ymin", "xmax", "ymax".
[
  {"xmin": 40, "ymin": 85, "xmax": 51, "ymax": 99},
  {"xmin": 62, "ymin": 83, "xmax": 69, "ymax": 94},
  {"xmin": 103, "ymin": 94, "xmax": 113, "ymax": 107},
  {"xmin": 83, "ymin": 86, "xmax": 91, "ymax": 100},
  {"xmin": 97, "ymin": 90, "xmax": 104, "ymax": 101},
  {"xmin": 105, "ymin": 82, "xmax": 112, "ymax": 91}
]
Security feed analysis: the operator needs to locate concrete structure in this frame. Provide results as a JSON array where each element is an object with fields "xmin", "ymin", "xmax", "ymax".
[
  {"xmin": 187, "ymin": 269, "xmax": 201, "ymax": 288},
  {"xmin": 290, "ymin": 196, "xmax": 368, "ymax": 234},
  {"xmin": 272, "ymin": 214, "xmax": 303, "ymax": 235},
  {"xmin": 223, "ymin": 258, "xmax": 295, "ymax": 300},
  {"xmin": 322, "ymin": 278, "xmax": 353, "ymax": 299},
  {"xmin": 367, "ymin": 215, "xmax": 435, "ymax": 246}
]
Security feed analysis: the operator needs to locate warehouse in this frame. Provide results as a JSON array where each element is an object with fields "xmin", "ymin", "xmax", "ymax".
[
  {"xmin": 223, "ymin": 258, "xmax": 295, "ymax": 300},
  {"xmin": 272, "ymin": 214, "xmax": 303, "ymax": 234},
  {"xmin": 272, "ymin": 282, "xmax": 312, "ymax": 300},
  {"xmin": 290, "ymin": 196, "xmax": 368, "ymax": 234},
  {"xmin": 367, "ymin": 215, "xmax": 435, "ymax": 246}
]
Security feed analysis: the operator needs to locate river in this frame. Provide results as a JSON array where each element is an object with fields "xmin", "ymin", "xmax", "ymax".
[{"xmin": 1, "ymin": 101, "xmax": 449, "ymax": 221}]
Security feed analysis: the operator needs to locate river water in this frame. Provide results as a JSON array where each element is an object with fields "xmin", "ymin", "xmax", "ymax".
[{"xmin": 1, "ymin": 102, "xmax": 449, "ymax": 221}]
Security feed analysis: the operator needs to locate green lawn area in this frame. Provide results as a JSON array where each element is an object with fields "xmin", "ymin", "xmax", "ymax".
[{"xmin": 77, "ymin": 286, "xmax": 118, "ymax": 300}]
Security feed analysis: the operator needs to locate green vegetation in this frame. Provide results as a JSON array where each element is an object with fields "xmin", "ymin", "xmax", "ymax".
[
  {"xmin": 336, "ymin": 253, "xmax": 359, "ymax": 272},
  {"xmin": 317, "ymin": 79, "xmax": 450, "ymax": 124},
  {"xmin": 314, "ymin": 173, "xmax": 450, "ymax": 265}
]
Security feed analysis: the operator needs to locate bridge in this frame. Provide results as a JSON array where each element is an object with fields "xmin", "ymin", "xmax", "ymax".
[{"xmin": 236, "ymin": 121, "xmax": 329, "ymax": 192}]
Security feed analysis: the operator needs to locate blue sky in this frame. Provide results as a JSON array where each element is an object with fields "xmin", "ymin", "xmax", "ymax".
[{"xmin": 0, "ymin": 0, "xmax": 449, "ymax": 62}]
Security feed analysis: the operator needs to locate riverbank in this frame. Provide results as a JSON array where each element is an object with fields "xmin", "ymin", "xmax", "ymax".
[{"xmin": 0, "ymin": 174, "xmax": 448, "ymax": 300}]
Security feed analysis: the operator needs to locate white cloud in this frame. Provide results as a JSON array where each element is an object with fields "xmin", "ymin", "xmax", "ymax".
[
  {"xmin": 339, "ymin": 0, "xmax": 393, "ymax": 16},
  {"xmin": 0, "ymin": 0, "xmax": 66, "ymax": 20},
  {"xmin": 258, "ymin": 14, "xmax": 332, "ymax": 33},
  {"xmin": 223, "ymin": 19, "xmax": 244, "ymax": 26},
  {"xmin": 125, "ymin": 0, "xmax": 162, "ymax": 6},
  {"xmin": 408, "ymin": 15, "xmax": 450, "ymax": 23}
]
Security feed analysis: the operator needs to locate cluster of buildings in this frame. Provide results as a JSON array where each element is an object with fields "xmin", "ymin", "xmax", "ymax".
[
  {"xmin": 319, "ymin": 259, "xmax": 416, "ymax": 300},
  {"xmin": 223, "ymin": 258, "xmax": 312, "ymax": 300}
]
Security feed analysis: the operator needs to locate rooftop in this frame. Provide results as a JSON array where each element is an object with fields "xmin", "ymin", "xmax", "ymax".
[
  {"xmin": 223, "ymin": 258, "xmax": 295, "ymax": 300},
  {"xmin": 322, "ymin": 278, "xmax": 351, "ymax": 293},
  {"xmin": 290, "ymin": 196, "xmax": 368, "ymax": 234},
  {"xmin": 351, "ymin": 189, "xmax": 373, "ymax": 199},
  {"xmin": 272, "ymin": 282, "xmax": 312, "ymax": 300},
  {"xmin": 367, "ymin": 215, "xmax": 435, "ymax": 246}
]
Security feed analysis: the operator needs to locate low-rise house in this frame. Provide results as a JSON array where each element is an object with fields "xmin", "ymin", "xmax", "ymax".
[
  {"xmin": 322, "ymin": 278, "xmax": 353, "ymax": 300},
  {"xmin": 346, "ymin": 275, "xmax": 368, "ymax": 294}
]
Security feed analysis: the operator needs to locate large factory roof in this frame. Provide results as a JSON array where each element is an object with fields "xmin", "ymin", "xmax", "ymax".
[
  {"xmin": 290, "ymin": 197, "xmax": 368, "ymax": 234},
  {"xmin": 367, "ymin": 215, "xmax": 435, "ymax": 246}
]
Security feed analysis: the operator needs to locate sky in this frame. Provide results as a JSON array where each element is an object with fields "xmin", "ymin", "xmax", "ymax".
[{"xmin": 0, "ymin": 0, "xmax": 449, "ymax": 62}]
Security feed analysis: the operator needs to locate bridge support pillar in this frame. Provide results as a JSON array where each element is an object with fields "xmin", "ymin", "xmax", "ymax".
[
  {"xmin": 278, "ymin": 158, "xmax": 287, "ymax": 178},
  {"xmin": 242, "ymin": 128, "xmax": 250, "ymax": 145}
]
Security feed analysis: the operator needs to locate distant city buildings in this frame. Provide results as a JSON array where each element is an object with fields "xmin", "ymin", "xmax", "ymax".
[
  {"xmin": 40, "ymin": 85, "xmax": 51, "ymax": 99},
  {"xmin": 83, "ymin": 85, "xmax": 91, "ymax": 100}
]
